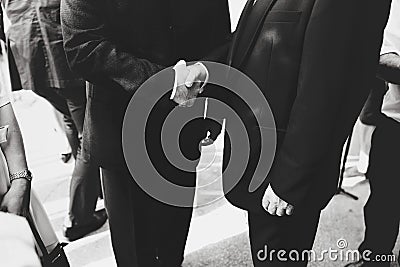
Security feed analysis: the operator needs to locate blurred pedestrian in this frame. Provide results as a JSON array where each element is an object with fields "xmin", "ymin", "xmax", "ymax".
[
  {"xmin": 4, "ymin": 0, "xmax": 106, "ymax": 241},
  {"xmin": 345, "ymin": 84, "xmax": 388, "ymax": 179},
  {"xmin": 347, "ymin": 0, "xmax": 400, "ymax": 265},
  {"xmin": 0, "ymin": 1, "xmax": 30, "ymax": 219}
]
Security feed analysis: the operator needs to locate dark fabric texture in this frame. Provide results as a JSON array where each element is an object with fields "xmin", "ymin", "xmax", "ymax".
[
  {"xmin": 7, "ymin": 43, "xmax": 22, "ymax": 91},
  {"xmin": 359, "ymin": 79, "xmax": 389, "ymax": 126},
  {"xmin": 0, "ymin": 5, "xmax": 5, "ymax": 46},
  {"xmin": 61, "ymin": 0, "xmax": 231, "ymax": 170},
  {"xmin": 208, "ymin": 0, "xmax": 392, "ymax": 212},
  {"xmin": 358, "ymin": 117, "xmax": 400, "ymax": 266},
  {"xmin": 101, "ymin": 167, "xmax": 195, "ymax": 267},
  {"xmin": 248, "ymin": 208, "xmax": 321, "ymax": 267},
  {"xmin": 61, "ymin": 0, "xmax": 231, "ymax": 265},
  {"xmin": 5, "ymin": 0, "xmax": 84, "ymax": 91}
]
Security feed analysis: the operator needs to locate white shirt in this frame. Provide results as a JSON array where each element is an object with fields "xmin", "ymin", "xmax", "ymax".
[
  {"xmin": 381, "ymin": 0, "xmax": 400, "ymax": 123},
  {"xmin": 0, "ymin": 40, "xmax": 12, "ymax": 108}
]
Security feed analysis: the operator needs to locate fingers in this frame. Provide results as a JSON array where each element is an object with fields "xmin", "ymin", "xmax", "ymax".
[
  {"xmin": 185, "ymin": 64, "xmax": 207, "ymax": 88},
  {"xmin": 286, "ymin": 204, "xmax": 294, "ymax": 216},
  {"xmin": 264, "ymin": 201, "xmax": 292, "ymax": 217},
  {"xmin": 267, "ymin": 203, "xmax": 277, "ymax": 215},
  {"xmin": 276, "ymin": 203, "xmax": 287, "ymax": 217},
  {"xmin": 262, "ymin": 184, "xmax": 294, "ymax": 217},
  {"xmin": 185, "ymin": 66, "xmax": 200, "ymax": 88}
]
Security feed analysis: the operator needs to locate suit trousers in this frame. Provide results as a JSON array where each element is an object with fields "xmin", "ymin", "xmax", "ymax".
[
  {"xmin": 101, "ymin": 166, "xmax": 195, "ymax": 267},
  {"xmin": 359, "ymin": 117, "xmax": 400, "ymax": 266},
  {"xmin": 34, "ymin": 86, "xmax": 101, "ymax": 223},
  {"xmin": 248, "ymin": 209, "xmax": 321, "ymax": 267},
  {"xmin": 223, "ymin": 129, "xmax": 321, "ymax": 266}
]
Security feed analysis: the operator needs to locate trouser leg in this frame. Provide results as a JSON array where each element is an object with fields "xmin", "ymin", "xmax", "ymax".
[
  {"xmin": 101, "ymin": 164, "xmax": 196, "ymax": 267},
  {"xmin": 62, "ymin": 113, "xmax": 79, "ymax": 158},
  {"xmin": 33, "ymin": 87, "xmax": 80, "ymax": 156},
  {"xmin": 359, "ymin": 118, "xmax": 400, "ymax": 266},
  {"xmin": 101, "ymin": 167, "xmax": 157, "ymax": 267},
  {"xmin": 248, "ymin": 209, "xmax": 321, "ymax": 267},
  {"xmin": 56, "ymin": 86, "xmax": 101, "ymax": 223},
  {"xmin": 156, "ymin": 173, "xmax": 196, "ymax": 267}
]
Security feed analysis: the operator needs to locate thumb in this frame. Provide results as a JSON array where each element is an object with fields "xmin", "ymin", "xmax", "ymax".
[{"xmin": 185, "ymin": 67, "xmax": 199, "ymax": 88}]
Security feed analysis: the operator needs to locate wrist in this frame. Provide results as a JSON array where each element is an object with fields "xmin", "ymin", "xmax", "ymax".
[
  {"xmin": 10, "ymin": 177, "xmax": 30, "ymax": 187},
  {"xmin": 9, "ymin": 178, "xmax": 31, "ymax": 197}
]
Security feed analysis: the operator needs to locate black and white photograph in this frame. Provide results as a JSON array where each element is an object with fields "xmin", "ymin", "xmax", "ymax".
[{"xmin": 0, "ymin": 0, "xmax": 399, "ymax": 266}]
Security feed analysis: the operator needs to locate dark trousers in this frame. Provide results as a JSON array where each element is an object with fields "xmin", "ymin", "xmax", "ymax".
[
  {"xmin": 248, "ymin": 208, "xmax": 321, "ymax": 267},
  {"xmin": 359, "ymin": 117, "xmax": 400, "ymax": 266},
  {"xmin": 222, "ymin": 130, "xmax": 321, "ymax": 267},
  {"xmin": 101, "ymin": 166, "xmax": 195, "ymax": 267},
  {"xmin": 34, "ymin": 86, "xmax": 100, "ymax": 223}
]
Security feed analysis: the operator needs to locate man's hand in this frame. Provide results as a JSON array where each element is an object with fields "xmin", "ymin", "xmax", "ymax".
[
  {"xmin": 172, "ymin": 61, "xmax": 208, "ymax": 107},
  {"xmin": 0, "ymin": 179, "xmax": 30, "ymax": 217},
  {"xmin": 262, "ymin": 184, "xmax": 294, "ymax": 216}
]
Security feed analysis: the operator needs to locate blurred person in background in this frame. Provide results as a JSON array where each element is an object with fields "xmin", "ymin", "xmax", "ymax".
[
  {"xmin": 4, "ymin": 0, "xmax": 106, "ymax": 241},
  {"xmin": 53, "ymin": 108, "xmax": 73, "ymax": 163},
  {"xmin": 0, "ymin": 0, "xmax": 30, "ymax": 218},
  {"xmin": 0, "ymin": 5, "xmax": 40, "ymax": 265},
  {"xmin": 344, "ymin": 86, "xmax": 387, "ymax": 179},
  {"xmin": 347, "ymin": 0, "xmax": 400, "ymax": 266}
]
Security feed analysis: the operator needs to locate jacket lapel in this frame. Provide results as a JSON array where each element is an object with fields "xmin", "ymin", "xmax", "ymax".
[{"xmin": 229, "ymin": 0, "xmax": 278, "ymax": 68}]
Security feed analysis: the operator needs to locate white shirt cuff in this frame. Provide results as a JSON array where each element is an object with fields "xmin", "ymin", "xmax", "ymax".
[
  {"xmin": 171, "ymin": 60, "xmax": 187, "ymax": 100},
  {"xmin": 195, "ymin": 62, "xmax": 209, "ymax": 90}
]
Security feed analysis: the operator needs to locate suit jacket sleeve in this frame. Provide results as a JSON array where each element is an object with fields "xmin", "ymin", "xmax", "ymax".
[
  {"xmin": 60, "ymin": 0, "xmax": 168, "ymax": 94},
  {"xmin": 268, "ymin": 0, "xmax": 391, "ymax": 207}
]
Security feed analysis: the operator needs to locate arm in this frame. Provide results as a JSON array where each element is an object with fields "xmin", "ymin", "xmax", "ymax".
[
  {"xmin": 60, "ymin": 0, "xmax": 165, "ymax": 94},
  {"xmin": 377, "ymin": 53, "xmax": 400, "ymax": 84},
  {"xmin": 0, "ymin": 103, "xmax": 30, "ymax": 217},
  {"xmin": 359, "ymin": 78, "xmax": 388, "ymax": 126},
  {"xmin": 263, "ymin": 0, "xmax": 391, "ymax": 212}
]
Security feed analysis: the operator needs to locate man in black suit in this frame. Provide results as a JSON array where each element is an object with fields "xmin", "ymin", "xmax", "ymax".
[
  {"xmin": 60, "ymin": 0, "xmax": 230, "ymax": 266},
  {"xmin": 187, "ymin": 0, "xmax": 392, "ymax": 265}
]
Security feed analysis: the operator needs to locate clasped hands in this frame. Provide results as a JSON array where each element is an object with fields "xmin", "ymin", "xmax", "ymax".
[{"xmin": 171, "ymin": 60, "xmax": 208, "ymax": 107}]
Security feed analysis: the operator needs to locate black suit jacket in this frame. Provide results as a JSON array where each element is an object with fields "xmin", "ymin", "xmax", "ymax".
[
  {"xmin": 61, "ymin": 0, "xmax": 231, "ymax": 169},
  {"xmin": 206, "ymin": 0, "xmax": 392, "ymax": 212}
]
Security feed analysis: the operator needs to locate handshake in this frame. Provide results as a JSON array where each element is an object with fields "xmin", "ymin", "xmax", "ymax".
[{"xmin": 171, "ymin": 60, "xmax": 209, "ymax": 107}]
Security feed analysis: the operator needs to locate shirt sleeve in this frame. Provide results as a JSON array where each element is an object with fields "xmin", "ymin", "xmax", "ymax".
[
  {"xmin": 381, "ymin": 0, "xmax": 400, "ymax": 55},
  {"xmin": 0, "ymin": 40, "xmax": 12, "ymax": 108}
]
